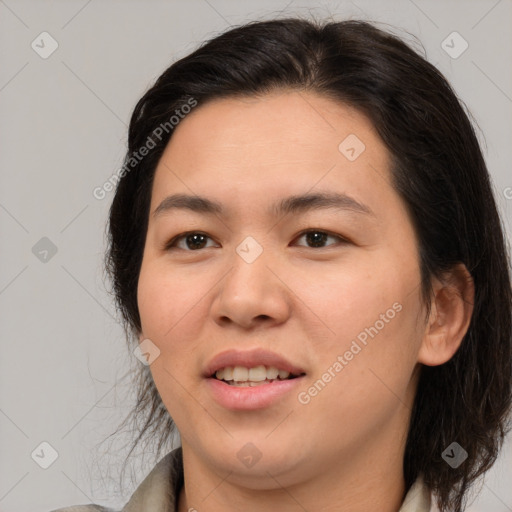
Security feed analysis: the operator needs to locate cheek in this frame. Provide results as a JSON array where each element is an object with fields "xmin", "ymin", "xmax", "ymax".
[
  {"xmin": 296, "ymin": 250, "xmax": 423, "ymax": 403},
  {"xmin": 137, "ymin": 259, "xmax": 208, "ymax": 341},
  {"xmin": 136, "ymin": 260, "xmax": 207, "ymax": 419},
  {"xmin": 295, "ymin": 252, "xmax": 420, "ymax": 350},
  {"xmin": 295, "ymin": 300, "xmax": 422, "ymax": 446}
]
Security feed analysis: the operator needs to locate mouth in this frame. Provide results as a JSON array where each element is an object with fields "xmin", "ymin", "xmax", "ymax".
[
  {"xmin": 209, "ymin": 365, "xmax": 305, "ymax": 387},
  {"xmin": 203, "ymin": 348, "xmax": 307, "ymax": 409}
]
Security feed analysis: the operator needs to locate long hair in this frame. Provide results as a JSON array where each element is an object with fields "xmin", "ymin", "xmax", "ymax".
[{"xmin": 105, "ymin": 17, "xmax": 512, "ymax": 511}]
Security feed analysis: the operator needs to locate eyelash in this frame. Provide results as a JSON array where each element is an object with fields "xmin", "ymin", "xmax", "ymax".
[{"xmin": 164, "ymin": 229, "xmax": 350, "ymax": 252}]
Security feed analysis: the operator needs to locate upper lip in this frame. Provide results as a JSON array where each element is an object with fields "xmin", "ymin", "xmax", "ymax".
[{"xmin": 204, "ymin": 348, "xmax": 306, "ymax": 378}]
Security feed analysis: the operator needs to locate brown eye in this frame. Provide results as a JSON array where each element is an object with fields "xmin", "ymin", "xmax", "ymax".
[
  {"xmin": 166, "ymin": 232, "xmax": 217, "ymax": 251},
  {"xmin": 294, "ymin": 230, "xmax": 348, "ymax": 248},
  {"xmin": 165, "ymin": 229, "xmax": 349, "ymax": 252}
]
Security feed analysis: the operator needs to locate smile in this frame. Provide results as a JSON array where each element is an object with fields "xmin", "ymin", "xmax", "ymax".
[{"xmin": 213, "ymin": 365, "xmax": 302, "ymax": 386}]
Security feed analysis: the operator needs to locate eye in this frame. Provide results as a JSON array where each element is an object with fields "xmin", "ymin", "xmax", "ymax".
[
  {"xmin": 165, "ymin": 231, "xmax": 218, "ymax": 251},
  {"xmin": 164, "ymin": 229, "xmax": 349, "ymax": 252},
  {"xmin": 293, "ymin": 229, "xmax": 349, "ymax": 249}
]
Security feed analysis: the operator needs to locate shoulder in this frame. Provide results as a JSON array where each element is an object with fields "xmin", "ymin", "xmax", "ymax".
[
  {"xmin": 399, "ymin": 475, "xmax": 433, "ymax": 512},
  {"xmin": 48, "ymin": 447, "xmax": 183, "ymax": 512}
]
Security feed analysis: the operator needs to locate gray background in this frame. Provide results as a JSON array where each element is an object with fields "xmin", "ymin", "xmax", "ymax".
[{"xmin": 1, "ymin": 1, "xmax": 511, "ymax": 511}]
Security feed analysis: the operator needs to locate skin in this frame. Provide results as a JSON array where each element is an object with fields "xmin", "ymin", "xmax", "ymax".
[{"xmin": 136, "ymin": 90, "xmax": 474, "ymax": 512}]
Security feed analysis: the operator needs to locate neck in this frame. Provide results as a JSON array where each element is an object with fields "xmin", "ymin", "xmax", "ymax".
[{"xmin": 177, "ymin": 432, "xmax": 408, "ymax": 512}]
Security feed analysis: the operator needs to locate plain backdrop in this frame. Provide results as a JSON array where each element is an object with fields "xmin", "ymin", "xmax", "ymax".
[{"xmin": 1, "ymin": 1, "xmax": 511, "ymax": 511}]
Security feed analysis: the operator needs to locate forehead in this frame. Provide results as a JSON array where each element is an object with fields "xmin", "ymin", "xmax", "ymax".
[
  {"xmin": 150, "ymin": 90, "xmax": 395, "ymax": 219},
  {"xmin": 163, "ymin": 90, "xmax": 381, "ymax": 159}
]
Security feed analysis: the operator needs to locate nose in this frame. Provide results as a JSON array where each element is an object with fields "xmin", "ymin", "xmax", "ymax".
[{"xmin": 210, "ymin": 246, "xmax": 292, "ymax": 330}]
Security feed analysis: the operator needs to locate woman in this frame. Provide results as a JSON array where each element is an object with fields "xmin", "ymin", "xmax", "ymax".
[{"xmin": 53, "ymin": 17, "xmax": 512, "ymax": 512}]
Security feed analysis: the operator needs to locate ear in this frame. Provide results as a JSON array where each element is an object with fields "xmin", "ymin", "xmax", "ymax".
[{"xmin": 418, "ymin": 263, "xmax": 475, "ymax": 366}]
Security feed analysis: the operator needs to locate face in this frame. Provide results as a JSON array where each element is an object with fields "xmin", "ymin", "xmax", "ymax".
[{"xmin": 137, "ymin": 90, "xmax": 427, "ymax": 488}]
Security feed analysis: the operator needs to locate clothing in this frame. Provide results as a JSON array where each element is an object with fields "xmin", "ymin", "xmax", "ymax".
[{"xmin": 51, "ymin": 447, "xmax": 432, "ymax": 512}]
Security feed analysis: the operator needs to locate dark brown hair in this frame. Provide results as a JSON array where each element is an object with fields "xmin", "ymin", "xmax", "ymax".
[{"xmin": 105, "ymin": 17, "xmax": 512, "ymax": 512}]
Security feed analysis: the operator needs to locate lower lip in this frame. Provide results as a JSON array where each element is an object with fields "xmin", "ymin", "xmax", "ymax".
[{"xmin": 206, "ymin": 376, "xmax": 305, "ymax": 410}]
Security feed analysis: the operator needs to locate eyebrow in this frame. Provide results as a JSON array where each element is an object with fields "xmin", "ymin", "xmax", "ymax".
[{"xmin": 153, "ymin": 191, "xmax": 375, "ymax": 219}]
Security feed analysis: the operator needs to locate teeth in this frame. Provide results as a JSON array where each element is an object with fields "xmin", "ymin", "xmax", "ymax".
[
  {"xmin": 278, "ymin": 369, "xmax": 290, "ymax": 379},
  {"xmin": 248, "ymin": 365, "xmax": 267, "ymax": 381},
  {"xmin": 214, "ymin": 365, "xmax": 292, "ymax": 382},
  {"xmin": 233, "ymin": 366, "xmax": 248, "ymax": 381},
  {"xmin": 266, "ymin": 366, "xmax": 279, "ymax": 379}
]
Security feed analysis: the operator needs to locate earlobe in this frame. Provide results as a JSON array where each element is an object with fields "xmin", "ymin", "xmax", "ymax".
[{"xmin": 418, "ymin": 263, "xmax": 475, "ymax": 367}]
